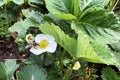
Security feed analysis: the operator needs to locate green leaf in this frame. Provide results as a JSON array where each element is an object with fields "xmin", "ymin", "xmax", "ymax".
[
  {"xmin": 91, "ymin": 42, "xmax": 116, "ymax": 65},
  {"xmin": 55, "ymin": 14, "xmax": 76, "ymax": 20},
  {"xmin": 90, "ymin": 0, "xmax": 110, "ymax": 8},
  {"xmin": 9, "ymin": 19, "xmax": 38, "ymax": 38},
  {"xmin": 0, "ymin": 0, "xmax": 5, "ymax": 6},
  {"xmin": 22, "ymin": 9, "xmax": 44, "ymax": 24},
  {"xmin": 9, "ymin": 9, "xmax": 43, "ymax": 38},
  {"xmin": 113, "ymin": 52, "xmax": 120, "ymax": 70},
  {"xmin": 101, "ymin": 67, "xmax": 120, "ymax": 80},
  {"xmin": 0, "ymin": 62, "xmax": 7, "ymax": 80},
  {"xmin": 12, "ymin": 0, "xmax": 24, "ymax": 5},
  {"xmin": 25, "ymin": 54, "xmax": 44, "ymax": 65},
  {"xmin": 17, "ymin": 65, "xmax": 48, "ymax": 80},
  {"xmin": 79, "ymin": 8, "xmax": 120, "ymax": 30},
  {"xmin": 28, "ymin": 0, "xmax": 44, "ymax": 4},
  {"xmin": 80, "ymin": 0, "xmax": 110, "ymax": 11},
  {"xmin": 40, "ymin": 23, "xmax": 77, "ymax": 57},
  {"xmin": 76, "ymin": 31, "xmax": 120, "ymax": 67},
  {"xmin": 76, "ymin": 31, "xmax": 101, "ymax": 62},
  {"xmin": 5, "ymin": 59, "xmax": 19, "ymax": 80},
  {"xmin": 110, "ymin": 41, "xmax": 120, "ymax": 51},
  {"xmin": 79, "ymin": 0, "xmax": 92, "ymax": 11},
  {"xmin": 0, "ymin": 59, "xmax": 19, "ymax": 80},
  {"xmin": 45, "ymin": 0, "xmax": 77, "ymax": 20},
  {"xmin": 71, "ymin": 21, "xmax": 120, "ymax": 44},
  {"xmin": 45, "ymin": 0, "xmax": 110, "ymax": 20}
]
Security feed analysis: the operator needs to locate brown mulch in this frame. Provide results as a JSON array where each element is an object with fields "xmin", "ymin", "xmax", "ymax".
[{"xmin": 0, "ymin": 36, "xmax": 30, "ymax": 61}]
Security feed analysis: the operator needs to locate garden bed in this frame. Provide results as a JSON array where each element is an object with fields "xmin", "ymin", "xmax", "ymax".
[{"xmin": 0, "ymin": 0, "xmax": 120, "ymax": 80}]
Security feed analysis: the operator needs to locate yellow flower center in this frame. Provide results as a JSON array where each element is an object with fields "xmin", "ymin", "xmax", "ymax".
[
  {"xmin": 38, "ymin": 40, "xmax": 49, "ymax": 49},
  {"xmin": 73, "ymin": 62, "xmax": 80, "ymax": 70}
]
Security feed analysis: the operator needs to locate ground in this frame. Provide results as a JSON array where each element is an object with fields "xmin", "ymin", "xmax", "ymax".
[{"xmin": 0, "ymin": 36, "xmax": 30, "ymax": 61}]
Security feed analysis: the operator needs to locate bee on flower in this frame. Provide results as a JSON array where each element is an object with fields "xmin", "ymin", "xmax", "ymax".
[
  {"xmin": 73, "ymin": 61, "xmax": 81, "ymax": 70},
  {"xmin": 26, "ymin": 34, "xmax": 57, "ymax": 55}
]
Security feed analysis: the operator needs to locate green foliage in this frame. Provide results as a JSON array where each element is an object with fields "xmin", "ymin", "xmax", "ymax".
[
  {"xmin": 101, "ymin": 67, "xmax": 120, "ymax": 80},
  {"xmin": 6, "ymin": 0, "xmax": 120, "ymax": 79},
  {"xmin": 24, "ymin": 54, "xmax": 44, "ymax": 65},
  {"xmin": 79, "ymin": 0, "xmax": 109, "ymax": 11},
  {"xmin": 71, "ymin": 21, "xmax": 120, "ymax": 44},
  {"xmin": 79, "ymin": 8, "xmax": 120, "ymax": 30},
  {"xmin": 45, "ymin": 0, "xmax": 77, "ymax": 20},
  {"xmin": 0, "ymin": 0, "xmax": 44, "ymax": 6},
  {"xmin": 0, "ymin": 59, "xmax": 19, "ymax": 80},
  {"xmin": 9, "ymin": 9, "xmax": 43, "ymax": 38},
  {"xmin": 0, "ymin": 0, "xmax": 24, "ymax": 6},
  {"xmin": 40, "ymin": 23, "xmax": 77, "ymax": 58},
  {"xmin": 76, "ymin": 31, "xmax": 100, "ymax": 62},
  {"xmin": 17, "ymin": 65, "xmax": 48, "ymax": 80}
]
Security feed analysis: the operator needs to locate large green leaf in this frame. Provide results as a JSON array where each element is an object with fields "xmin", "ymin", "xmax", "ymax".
[
  {"xmin": 40, "ymin": 23, "xmax": 77, "ymax": 57},
  {"xmin": 45, "ymin": 0, "xmax": 77, "ymax": 20},
  {"xmin": 17, "ymin": 65, "xmax": 48, "ymax": 80},
  {"xmin": 71, "ymin": 21, "xmax": 120, "ymax": 44},
  {"xmin": 0, "ymin": 59, "xmax": 19, "ymax": 80},
  {"xmin": 76, "ymin": 31, "xmax": 101, "ymax": 63},
  {"xmin": 79, "ymin": 8, "xmax": 120, "ymax": 30},
  {"xmin": 76, "ymin": 31, "xmax": 120, "ymax": 67}
]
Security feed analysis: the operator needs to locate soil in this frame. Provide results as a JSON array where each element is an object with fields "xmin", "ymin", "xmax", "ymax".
[{"xmin": 0, "ymin": 36, "xmax": 30, "ymax": 61}]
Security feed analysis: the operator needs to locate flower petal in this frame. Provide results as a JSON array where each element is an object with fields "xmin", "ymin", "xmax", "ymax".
[
  {"xmin": 30, "ymin": 46, "xmax": 46, "ymax": 55},
  {"xmin": 25, "ymin": 44, "xmax": 32, "ymax": 49},
  {"xmin": 46, "ymin": 35, "xmax": 55, "ymax": 42},
  {"xmin": 46, "ymin": 42, "xmax": 57, "ymax": 53},
  {"xmin": 35, "ymin": 34, "xmax": 46, "ymax": 43}
]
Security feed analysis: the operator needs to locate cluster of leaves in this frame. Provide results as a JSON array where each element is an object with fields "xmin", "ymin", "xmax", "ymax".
[
  {"xmin": 0, "ymin": 0, "xmax": 120, "ymax": 80},
  {"xmin": 0, "ymin": 0, "xmax": 44, "ymax": 37},
  {"xmin": 0, "ymin": 59, "xmax": 48, "ymax": 80}
]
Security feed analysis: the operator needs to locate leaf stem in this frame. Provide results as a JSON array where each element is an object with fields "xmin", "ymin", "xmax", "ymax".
[
  {"xmin": 111, "ymin": 0, "xmax": 119, "ymax": 11},
  {"xmin": 5, "ymin": 4, "xmax": 9, "ymax": 27},
  {"xmin": 63, "ymin": 69, "xmax": 73, "ymax": 80}
]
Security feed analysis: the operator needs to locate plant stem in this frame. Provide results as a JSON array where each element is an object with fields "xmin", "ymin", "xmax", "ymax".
[
  {"xmin": 111, "ymin": 0, "xmax": 119, "ymax": 11},
  {"xmin": 63, "ymin": 69, "xmax": 72, "ymax": 80},
  {"xmin": 5, "ymin": 4, "xmax": 9, "ymax": 27}
]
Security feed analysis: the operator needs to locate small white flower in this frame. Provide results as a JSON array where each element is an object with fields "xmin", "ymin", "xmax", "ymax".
[
  {"xmin": 30, "ymin": 34, "xmax": 57, "ymax": 55},
  {"xmin": 73, "ymin": 61, "xmax": 81, "ymax": 70},
  {"xmin": 26, "ymin": 34, "xmax": 34, "ymax": 44}
]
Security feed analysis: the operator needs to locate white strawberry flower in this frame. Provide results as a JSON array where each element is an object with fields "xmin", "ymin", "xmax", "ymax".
[
  {"xmin": 73, "ymin": 61, "xmax": 81, "ymax": 70},
  {"xmin": 30, "ymin": 34, "xmax": 57, "ymax": 55},
  {"xmin": 26, "ymin": 34, "xmax": 34, "ymax": 44}
]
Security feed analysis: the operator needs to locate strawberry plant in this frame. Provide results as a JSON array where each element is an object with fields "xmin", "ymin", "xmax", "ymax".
[{"xmin": 0, "ymin": 0, "xmax": 120, "ymax": 80}]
